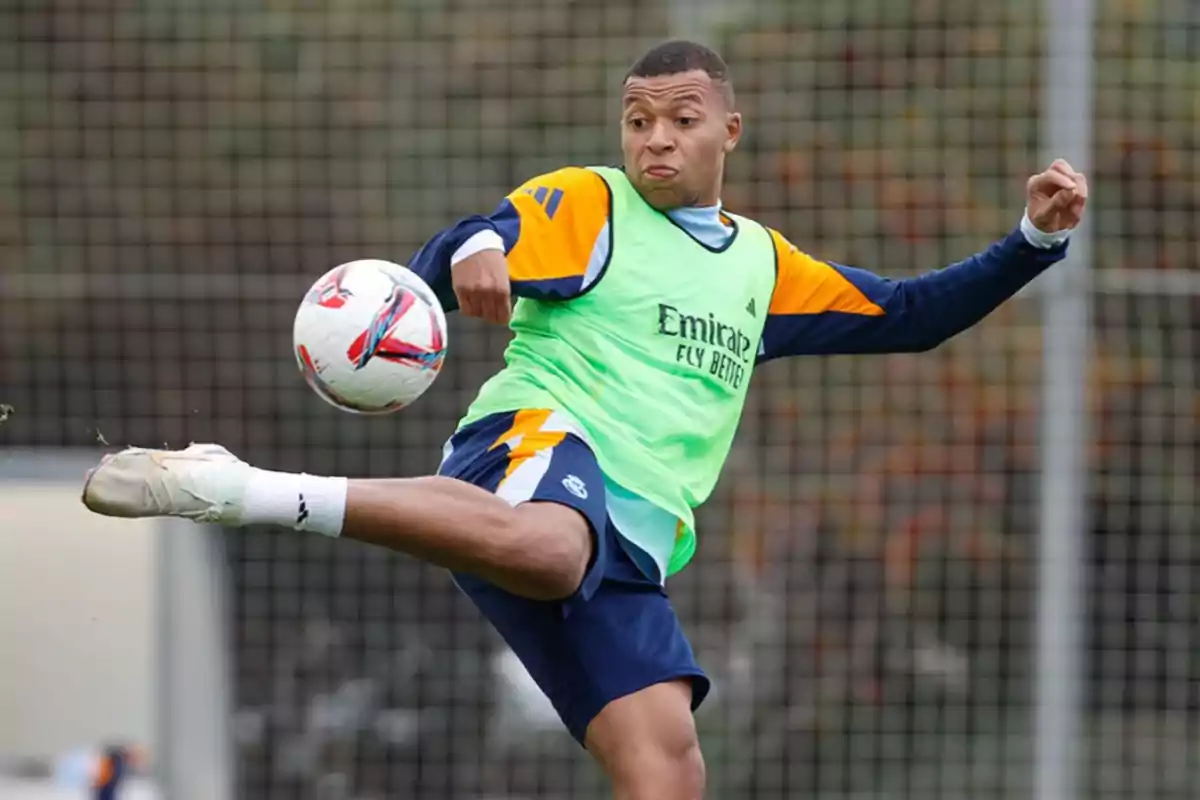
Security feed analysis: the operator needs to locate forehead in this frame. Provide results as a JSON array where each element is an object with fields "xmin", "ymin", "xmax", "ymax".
[{"xmin": 622, "ymin": 70, "xmax": 723, "ymax": 107}]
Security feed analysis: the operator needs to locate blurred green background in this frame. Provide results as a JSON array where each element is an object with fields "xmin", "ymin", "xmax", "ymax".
[{"xmin": 2, "ymin": 1, "xmax": 1197, "ymax": 798}]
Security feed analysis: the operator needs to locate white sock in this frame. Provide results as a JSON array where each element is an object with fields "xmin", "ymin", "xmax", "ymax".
[{"xmin": 238, "ymin": 468, "xmax": 348, "ymax": 537}]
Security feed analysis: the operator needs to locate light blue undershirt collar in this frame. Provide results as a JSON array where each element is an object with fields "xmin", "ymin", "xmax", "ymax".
[{"xmin": 665, "ymin": 204, "xmax": 734, "ymax": 250}]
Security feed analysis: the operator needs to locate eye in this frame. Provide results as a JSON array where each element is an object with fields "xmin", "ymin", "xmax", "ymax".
[
  {"xmin": 677, "ymin": 115, "xmax": 698, "ymax": 128},
  {"xmin": 627, "ymin": 117, "xmax": 648, "ymax": 131}
]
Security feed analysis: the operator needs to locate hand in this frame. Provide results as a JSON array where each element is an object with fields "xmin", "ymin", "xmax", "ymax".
[
  {"xmin": 1026, "ymin": 159, "xmax": 1088, "ymax": 234},
  {"xmin": 452, "ymin": 250, "xmax": 512, "ymax": 324}
]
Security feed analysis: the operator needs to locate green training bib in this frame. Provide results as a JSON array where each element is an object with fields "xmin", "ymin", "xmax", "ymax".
[{"xmin": 462, "ymin": 166, "xmax": 776, "ymax": 575}]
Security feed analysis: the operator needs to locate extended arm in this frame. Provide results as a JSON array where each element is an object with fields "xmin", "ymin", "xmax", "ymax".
[
  {"xmin": 759, "ymin": 160, "xmax": 1087, "ymax": 361},
  {"xmin": 758, "ymin": 220, "xmax": 1069, "ymax": 360}
]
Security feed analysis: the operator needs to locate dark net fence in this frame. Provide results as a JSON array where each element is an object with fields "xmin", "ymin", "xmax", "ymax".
[{"xmin": 2, "ymin": 1, "xmax": 1198, "ymax": 798}]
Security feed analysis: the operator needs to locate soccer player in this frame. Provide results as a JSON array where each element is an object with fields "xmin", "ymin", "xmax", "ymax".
[{"xmin": 82, "ymin": 40, "xmax": 1087, "ymax": 799}]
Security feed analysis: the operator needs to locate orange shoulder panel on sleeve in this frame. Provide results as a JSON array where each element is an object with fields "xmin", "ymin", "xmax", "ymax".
[
  {"xmin": 504, "ymin": 167, "xmax": 611, "ymax": 283},
  {"xmin": 767, "ymin": 228, "xmax": 884, "ymax": 317}
]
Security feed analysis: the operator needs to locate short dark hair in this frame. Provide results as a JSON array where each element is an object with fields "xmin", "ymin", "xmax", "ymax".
[{"xmin": 624, "ymin": 40, "xmax": 734, "ymax": 105}]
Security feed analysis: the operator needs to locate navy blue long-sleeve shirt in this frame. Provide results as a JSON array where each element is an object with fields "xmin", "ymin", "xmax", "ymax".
[{"xmin": 409, "ymin": 167, "xmax": 1069, "ymax": 361}]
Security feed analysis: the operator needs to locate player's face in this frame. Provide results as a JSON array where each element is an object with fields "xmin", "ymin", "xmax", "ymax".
[{"xmin": 620, "ymin": 71, "xmax": 741, "ymax": 211}]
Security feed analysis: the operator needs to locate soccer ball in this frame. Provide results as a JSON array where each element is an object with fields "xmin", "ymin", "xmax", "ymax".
[{"xmin": 293, "ymin": 260, "xmax": 448, "ymax": 414}]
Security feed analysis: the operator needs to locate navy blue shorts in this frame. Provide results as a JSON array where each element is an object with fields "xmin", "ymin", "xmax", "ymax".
[{"xmin": 438, "ymin": 408, "xmax": 710, "ymax": 745}]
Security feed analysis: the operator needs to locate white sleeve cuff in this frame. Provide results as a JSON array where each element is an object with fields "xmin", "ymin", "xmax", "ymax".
[
  {"xmin": 450, "ymin": 229, "xmax": 506, "ymax": 266},
  {"xmin": 1020, "ymin": 210, "xmax": 1072, "ymax": 249}
]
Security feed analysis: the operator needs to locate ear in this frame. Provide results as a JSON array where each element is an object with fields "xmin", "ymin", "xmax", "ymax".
[{"xmin": 723, "ymin": 112, "xmax": 742, "ymax": 154}]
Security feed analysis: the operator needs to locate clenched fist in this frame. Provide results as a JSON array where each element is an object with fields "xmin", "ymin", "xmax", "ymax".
[
  {"xmin": 452, "ymin": 250, "xmax": 512, "ymax": 324},
  {"xmin": 1027, "ymin": 159, "xmax": 1088, "ymax": 234}
]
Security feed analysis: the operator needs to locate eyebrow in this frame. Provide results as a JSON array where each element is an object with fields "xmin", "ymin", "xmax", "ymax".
[{"xmin": 621, "ymin": 91, "xmax": 707, "ymax": 108}]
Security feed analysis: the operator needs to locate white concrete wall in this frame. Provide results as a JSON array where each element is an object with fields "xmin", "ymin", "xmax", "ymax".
[
  {"xmin": 0, "ymin": 777, "xmax": 158, "ymax": 799},
  {"xmin": 0, "ymin": 482, "xmax": 157, "ymax": 761}
]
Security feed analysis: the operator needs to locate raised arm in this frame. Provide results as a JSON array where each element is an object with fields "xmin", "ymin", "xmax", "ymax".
[
  {"xmin": 408, "ymin": 167, "xmax": 612, "ymax": 323},
  {"xmin": 757, "ymin": 160, "xmax": 1088, "ymax": 361}
]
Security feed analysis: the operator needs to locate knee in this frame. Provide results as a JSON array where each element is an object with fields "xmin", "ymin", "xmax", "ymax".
[
  {"xmin": 587, "ymin": 681, "xmax": 705, "ymax": 799},
  {"xmin": 661, "ymin": 736, "xmax": 706, "ymax": 799},
  {"xmin": 618, "ymin": 730, "xmax": 706, "ymax": 800}
]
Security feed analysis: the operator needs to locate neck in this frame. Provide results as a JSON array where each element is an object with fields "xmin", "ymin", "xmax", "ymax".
[
  {"xmin": 693, "ymin": 180, "xmax": 722, "ymax": 208},
  {"xmin": 696, "ymin": 165, "xmax": 724, "ymax": 207}
]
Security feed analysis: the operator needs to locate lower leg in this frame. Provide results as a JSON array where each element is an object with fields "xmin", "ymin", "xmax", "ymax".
[
  {"xmin": 341, "ymin": 478, "xmax": 590, "ymax": 598},
  {"xmin": 247, "ymin": 471, "xmax": 590, "ymax": 599},
  {"xmin": 82, "ymin": 446, "xmax": 591, "ymax": 600}
]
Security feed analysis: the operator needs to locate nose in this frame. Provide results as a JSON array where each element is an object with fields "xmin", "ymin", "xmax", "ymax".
[{"xmin": 646, "ymin": 120, "xmax": 676, "ymax": 154}]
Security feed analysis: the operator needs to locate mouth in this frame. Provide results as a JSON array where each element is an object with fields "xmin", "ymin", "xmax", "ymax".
[{"xmin": 644, "ymin": 166, "xmax": 678, "ymax": 180}]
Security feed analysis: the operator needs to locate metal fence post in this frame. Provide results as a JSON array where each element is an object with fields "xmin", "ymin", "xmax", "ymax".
[{"xmin": 1035, "ymin": 0, "xmax": 1094, "ymax": 798}]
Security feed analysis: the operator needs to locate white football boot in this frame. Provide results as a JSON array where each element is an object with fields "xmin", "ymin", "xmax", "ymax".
[{"xmin": 81, "ymin": 443, "xmax": 251, "ymax": 524}]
